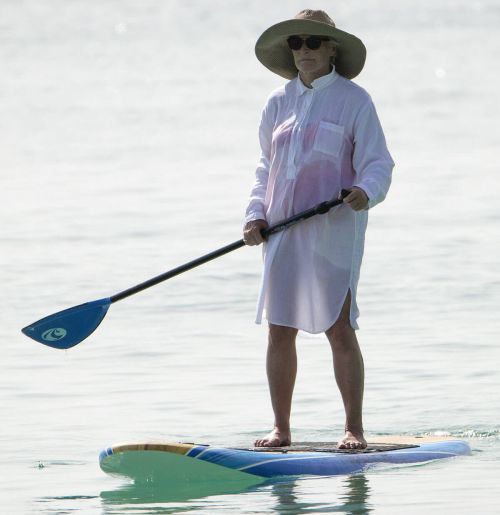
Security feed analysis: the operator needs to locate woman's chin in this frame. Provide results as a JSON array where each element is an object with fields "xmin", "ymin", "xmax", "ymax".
[{"xmin": 297, "ymin": 61, "xmax": 316, "ymax": 71}]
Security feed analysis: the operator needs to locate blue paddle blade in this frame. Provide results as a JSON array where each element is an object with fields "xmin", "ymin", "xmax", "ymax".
[{"xmin": 22, "ymin": 298, "xmax": 111, "ymax": 349}]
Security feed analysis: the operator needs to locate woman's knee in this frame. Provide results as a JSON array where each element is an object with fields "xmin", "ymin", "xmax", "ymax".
[
  {"xmin": 327, "ymin": 314, "xmax": 354, "ymax": 338},
  {"xmin": 326, "ymin": 305, "xmax": 356, "ymax": 349},
  {"xmin": 327, "ymin": 291, "xmax": 355, "ymax": 340},
  {"xmin": 269, "ymin": 324, "xmax": 298, "ymax": 347}
]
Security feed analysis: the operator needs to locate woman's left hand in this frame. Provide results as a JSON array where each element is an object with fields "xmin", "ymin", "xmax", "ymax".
[{"xmin": 343, "ymin": 187, "xmax": 369, "ymax": 211}]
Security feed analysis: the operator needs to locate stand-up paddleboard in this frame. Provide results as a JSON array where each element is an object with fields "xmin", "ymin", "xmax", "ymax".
[{"xmin": 99, "ymin": 436, "xmax": 470, "ymax": 485}]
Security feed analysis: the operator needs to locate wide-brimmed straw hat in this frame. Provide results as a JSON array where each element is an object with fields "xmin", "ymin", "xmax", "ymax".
[{"xmin": 255, "ymin": 9, "xmax": 366, "ymax": 80}]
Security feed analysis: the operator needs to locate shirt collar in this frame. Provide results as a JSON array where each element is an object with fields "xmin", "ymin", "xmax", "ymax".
[{"xmin": 296, "ymin": 66, "xmax": 339, "ymax": 96}]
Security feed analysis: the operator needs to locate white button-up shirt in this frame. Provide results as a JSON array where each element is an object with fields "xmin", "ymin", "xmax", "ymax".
[{"xmin": 246, "ymin": 68, "xmax": 394, "ymax": 333}]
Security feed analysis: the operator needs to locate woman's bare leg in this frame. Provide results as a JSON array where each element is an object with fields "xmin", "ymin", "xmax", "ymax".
[
  {"xmin": 254, "ymin": 323, "xmax": 298, "ymax": 447},
  {"xmin": 326, "ymin": 292, "xmax": 367, "ymax": 449}
]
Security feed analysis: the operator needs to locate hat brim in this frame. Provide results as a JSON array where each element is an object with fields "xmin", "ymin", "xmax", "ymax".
[{"xmin": 255, "ymin": 19, "xmax": 366, "ymax": 80}]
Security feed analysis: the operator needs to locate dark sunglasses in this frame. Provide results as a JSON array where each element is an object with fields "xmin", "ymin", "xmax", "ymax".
[{"xmin": 287, "ymin": 35, "xmax": 330, "ymax": 51}]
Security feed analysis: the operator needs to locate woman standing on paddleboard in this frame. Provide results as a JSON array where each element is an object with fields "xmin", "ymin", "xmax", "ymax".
[{"xmin": 244, "ymin": 10, "xmax": 394, "ymax": 449}]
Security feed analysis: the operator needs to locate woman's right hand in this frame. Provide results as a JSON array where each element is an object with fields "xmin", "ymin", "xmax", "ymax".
[{"xmin": 243, "ymin": 219, "xmax": 269, "ymax": 246}]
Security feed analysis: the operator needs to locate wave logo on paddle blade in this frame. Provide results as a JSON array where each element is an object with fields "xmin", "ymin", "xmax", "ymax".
[{"xmin": 41, "ymin": 328, "xmax": 67, "ymax": 342}]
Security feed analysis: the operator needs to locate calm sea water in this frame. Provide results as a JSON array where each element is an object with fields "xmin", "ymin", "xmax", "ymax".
[{"xmin": 2, "ymin": 0, "xmax": 499, "ymax": 513}]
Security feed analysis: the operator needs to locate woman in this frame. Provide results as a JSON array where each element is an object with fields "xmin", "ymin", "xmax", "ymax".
[{"xmin": 244, "ymin": 10, "xmax": 394, "ymax": 449}]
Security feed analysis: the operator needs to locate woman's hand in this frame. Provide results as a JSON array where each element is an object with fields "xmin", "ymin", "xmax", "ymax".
[
  {"xmin": 243, "ymin": 219, "xmax": 269, "ymax": 246},
  {"xmin": 343, "ymin": 187, "xmax": 369, "ymax": 211}
]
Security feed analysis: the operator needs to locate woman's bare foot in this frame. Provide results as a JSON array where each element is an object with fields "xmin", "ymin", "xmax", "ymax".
[
  {"xmin": 254, "ymin": 428, "xmax": 291, "ymax": 448},
  {"xmin": 337, "ymin": 429, "xmax": 367, "ymax": 449}
]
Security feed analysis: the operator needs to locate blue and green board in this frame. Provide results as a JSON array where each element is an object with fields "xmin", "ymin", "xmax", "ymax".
[{"xmin": 99, "ymin": 436, "xmax": 470, "ymax": 485}]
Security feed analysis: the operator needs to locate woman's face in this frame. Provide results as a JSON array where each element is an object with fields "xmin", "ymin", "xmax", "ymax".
[{"xmin": 290, "ymin": 35, "xmax": 336, "ymax": 82}]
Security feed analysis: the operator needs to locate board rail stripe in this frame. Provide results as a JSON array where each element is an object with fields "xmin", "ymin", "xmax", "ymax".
[
  {"xmin": 186, "ymin": 446, "xmax": 210, "ymax": 458},
  {"xmin": 237, "ymin": 454, "xmax": 339, "ymax": 472}
]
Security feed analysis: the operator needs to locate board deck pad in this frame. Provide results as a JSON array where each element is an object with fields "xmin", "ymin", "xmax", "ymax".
[
  {"xmin": 99, "ymin": 436, "xmax": 471, "ymax": 484},
  {"xmin": 247, "ymin": 442, "xmax": 418, "ymax": 453}
]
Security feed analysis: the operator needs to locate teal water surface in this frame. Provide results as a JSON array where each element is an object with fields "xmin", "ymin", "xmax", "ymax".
[{"xmin": 1, "ymin": 0, "xmax": 499, "ymax": 513}]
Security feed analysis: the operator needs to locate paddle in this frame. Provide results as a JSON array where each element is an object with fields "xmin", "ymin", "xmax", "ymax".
[{"xmin": 22, "ymin": 190, "xmax": 350, "ymax": 349}]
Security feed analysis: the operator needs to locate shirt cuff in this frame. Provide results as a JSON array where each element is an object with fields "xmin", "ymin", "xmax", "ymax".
[{"xmin": 245, "ymin": 210, "xmax": 266, "ymax": 224}]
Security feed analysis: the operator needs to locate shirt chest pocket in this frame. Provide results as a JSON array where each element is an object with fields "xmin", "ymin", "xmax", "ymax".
[{"xmin": 312, "ymin": 121, "xmax": 345, "ymax": 157}]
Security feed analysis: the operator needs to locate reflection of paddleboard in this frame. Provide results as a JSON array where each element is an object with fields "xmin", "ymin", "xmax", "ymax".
[{"xmin": 99, "ymin": 436, "xmax": 470, "ymax": 484}]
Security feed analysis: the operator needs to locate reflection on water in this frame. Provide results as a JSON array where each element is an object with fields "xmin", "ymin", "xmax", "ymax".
[
  {"xmin": 100, "ymin": 480, "xmax": 265, "ymax": 512},
  {"xmin": 270, "ymin": 474, "xmax": 371, "ymax": 514},
  {"xmin": 99, "ymin": 474, "xmax": 371, "ymax": 514},
  {"xmin": 342, "ymin": 475, "xmax": 372, "ymax": 514}
]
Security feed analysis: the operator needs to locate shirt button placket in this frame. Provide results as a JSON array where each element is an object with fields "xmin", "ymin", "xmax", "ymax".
[{"xmin": 287, "ymin": 90, "xmax": 314, "ymax": 179}]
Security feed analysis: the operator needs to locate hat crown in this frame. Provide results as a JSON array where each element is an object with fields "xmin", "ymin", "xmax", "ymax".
[{"xmin": 294, "ymin": 9, "xmax": 336, "ymax": 28}]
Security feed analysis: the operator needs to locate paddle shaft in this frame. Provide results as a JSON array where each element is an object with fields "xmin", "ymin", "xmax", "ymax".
[{"xmin": 110, "ymin": 194, "xmax": 347, "ymax": 304}]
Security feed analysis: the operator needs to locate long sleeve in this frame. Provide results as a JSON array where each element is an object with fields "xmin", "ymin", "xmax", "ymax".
[
  {"xmin": 245, "ymin": 101, "xmax": 274, "ymax": 223},
  {"xmin": 352, "ymin": 99, "xmax": 394, "ymax": 209}
]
